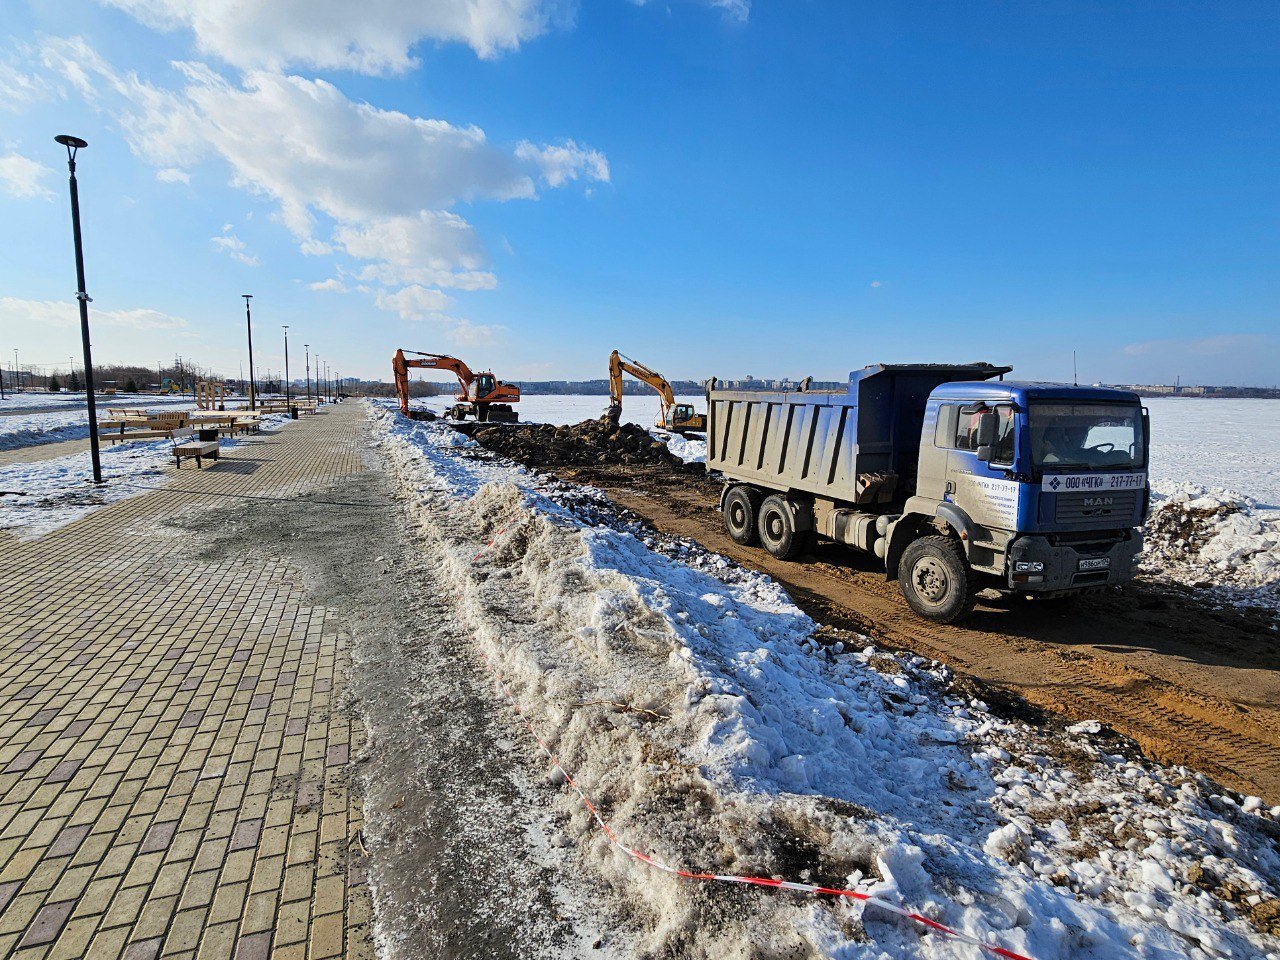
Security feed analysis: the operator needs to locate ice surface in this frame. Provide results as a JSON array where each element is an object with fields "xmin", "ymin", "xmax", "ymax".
[{"xmin": 1145, "ymin": 398, "xmax": 1280, "ymax": 511}]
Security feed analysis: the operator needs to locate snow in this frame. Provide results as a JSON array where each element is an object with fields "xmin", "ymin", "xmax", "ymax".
[
  {"xmin": 0, "ymin": 413, "xmax": 291, "ymax": 537},
  {"xmin": 0, "ymin": 409, "xmax": 96, "ymax": 450},
  {"xmin": 1145, "ymin": 399, "xmax": 1280, "ymax": 511},
  {"xmin": 0, "ymin": 391, "xmax": 195, "ymax": 412},
  {"xmin": 369, "ymin": 401, "xmax": 1280, "ymax": 960}
]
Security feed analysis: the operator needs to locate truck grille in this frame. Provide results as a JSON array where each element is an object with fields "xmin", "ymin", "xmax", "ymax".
[{"xmin": 1055, "ymin": 490, "xmax": 1139, "ymax": 525}]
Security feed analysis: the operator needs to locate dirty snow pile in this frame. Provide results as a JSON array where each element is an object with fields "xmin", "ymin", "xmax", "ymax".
[
  {"xmin": 1142, "ymin": 480, "xmax": 1280, "ymax": 608},
  {"xmin": 368, "ymin": 401, "xmax": 1280, "ymax": 960}
]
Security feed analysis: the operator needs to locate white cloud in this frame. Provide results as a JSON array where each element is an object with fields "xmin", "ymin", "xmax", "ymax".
[
  {"xmin": 98, "ymin": 0, "xmax": 562, "ymax": 73},
  {"xmin": 156, "ymin": 167, "xmax": 190, "ymax": 183},
  {"xmin": 373, "ymin": 283, "xmax": 502, "ymax": 344},
  {"xmin": 0, "ymin": 296, "xmax": 188, "ymax": 330},
  {"xmin": 630, "ymin": 0, "xmax": 750, "ymax": 23},
  {"xmin": 28, "ymin": 36, "xmax": 606, "ymax": 347},
  {"xmin": 0, "ymin": 153, "xmax": 54, "ymax": 200},
  {"xmin": 710, "ymin": 0, "xmax": 750, "ymax": 22},
  {"xmin": 374, "ymin": 284, "xmax": 453, "ymax": 319},
  {"xmin": 336, "ymin": 212, "xmax": 497, "ymax": 291},
  {"xmin": 0, "ymin": 59, "xmax": 53, "ymax": 110},
  {"xmin": 515, "ymin": 139, "xmax": 610, "ymax": 187},
  {"xmin": 308, "ymin": 278, "xmax": 347, "ymax": 293},
  {"xmin": 209, "ymin": 229, "xmax": 260, "ymax": 266},
  {"xmin": 869, "ymin": 280, "xmax": 882, "ymax": 288}
]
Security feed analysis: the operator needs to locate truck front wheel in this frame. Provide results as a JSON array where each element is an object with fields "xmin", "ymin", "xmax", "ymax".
[
  {"xmin": 724, "ymin": 486, "xmax": 763, "ymax": 546},
  {"xmin": 758, "ymin": 495, "xmax": 807, "ymax": 560},
  {"xmin": 898, "ymin": 536, "xmax": 976, "ymax": 623}
]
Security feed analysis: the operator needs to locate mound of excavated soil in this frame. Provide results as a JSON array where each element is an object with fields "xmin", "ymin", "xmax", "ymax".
[{"xmin": 453, "ymin": 417, "xmax": 693, "ymax": 470}]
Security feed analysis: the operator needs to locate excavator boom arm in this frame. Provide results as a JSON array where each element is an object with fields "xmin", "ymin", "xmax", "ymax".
[{"xmin": 608, "ymin": 350, "xmax": 675, "ymax": 423}]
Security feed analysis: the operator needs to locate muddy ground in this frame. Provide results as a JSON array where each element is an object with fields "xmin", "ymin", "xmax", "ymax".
[{"xmin": 455, "ymin": 421, "xmax": 1280, "ymax": 805}]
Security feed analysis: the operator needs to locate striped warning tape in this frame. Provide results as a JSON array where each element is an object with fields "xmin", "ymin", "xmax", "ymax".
[{"xmin": 456, "ymin": 516, "xmax": 1037, "ymax": 960}]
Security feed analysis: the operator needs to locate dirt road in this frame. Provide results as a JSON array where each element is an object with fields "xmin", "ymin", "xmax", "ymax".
[{"xmin": 515, "ymin": 457, "xmax": 1280, "ymax": 805}]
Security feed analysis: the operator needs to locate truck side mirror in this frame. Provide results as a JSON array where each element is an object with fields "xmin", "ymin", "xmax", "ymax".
[
  {"xmin": 976, "ymin": 444, "xmax": 993, "ymax": 462},
  {"xmin": 976, "ymin": 411, "xmax": 997, "ymax": 447}
]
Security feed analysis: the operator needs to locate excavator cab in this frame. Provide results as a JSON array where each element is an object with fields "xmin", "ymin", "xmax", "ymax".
[{"xmin": 471, "ymin": 373, "xmax": 497, "ymax": 401}]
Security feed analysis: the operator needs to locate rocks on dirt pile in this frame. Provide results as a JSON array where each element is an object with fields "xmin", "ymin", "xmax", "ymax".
[{"xmin": 454, "ymin": 416, "xmax": 694, "ymax": 470}]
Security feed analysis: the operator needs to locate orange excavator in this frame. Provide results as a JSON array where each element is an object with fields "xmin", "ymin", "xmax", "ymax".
[
  {"xmin": 605, "ymin": 350, "xmax": 706, "ymax": 435},
  {"xmin": 392, "ymin": 349, "xmax": 521, "ymax": 422}
]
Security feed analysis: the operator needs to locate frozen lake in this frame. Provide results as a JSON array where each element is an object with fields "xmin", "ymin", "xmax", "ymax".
[{"xmin": 1145, "ymin": 398, "xmax": 1280, "ymax": 509}]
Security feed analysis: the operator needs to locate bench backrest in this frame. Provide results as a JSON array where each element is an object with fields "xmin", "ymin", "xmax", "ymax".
[{"xmin": 170, "ymin": 427, "xmax": 194, "ymax": 441}]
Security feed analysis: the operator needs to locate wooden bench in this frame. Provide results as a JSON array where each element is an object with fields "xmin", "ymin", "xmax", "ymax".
[{"xmin": 170, "ymin": 427, "xmax": 220, "ymax": 469}]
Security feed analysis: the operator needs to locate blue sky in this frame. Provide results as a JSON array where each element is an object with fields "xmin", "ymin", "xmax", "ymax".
[{"xmin": 1, "ymin": 0, "xmax": 1277, "ymax": 387}]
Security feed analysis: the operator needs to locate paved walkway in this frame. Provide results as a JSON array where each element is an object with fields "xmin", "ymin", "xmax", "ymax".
[{"xmin": 0, "ymin": 404, "xmax": 372, "ymax": 959}]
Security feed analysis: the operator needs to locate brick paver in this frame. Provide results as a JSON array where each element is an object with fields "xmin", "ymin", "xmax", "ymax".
[{"xmin": 0, "ymin": 405, "xmax": 372, "ymax": 959}]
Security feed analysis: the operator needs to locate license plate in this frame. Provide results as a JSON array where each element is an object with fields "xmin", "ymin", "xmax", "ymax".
[{"xmin": 1078, "ymin": 557, "xmax": 1110, "ymax": 571}]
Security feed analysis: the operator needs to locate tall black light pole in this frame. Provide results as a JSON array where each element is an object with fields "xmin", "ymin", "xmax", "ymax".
[
  {"xmin": 304, "ymin": 344, "xmax": 311, "ymax": 401},
  {"xmin": 243, "ymin": 295, "xmax": 256, "ymax": 411},
  {"xmin": 282, "ymin": 324, "xmax": 291, "ymax": 412},
  {"xmin": 56, "ymin": 135, "xmax": 103, "ymax": 484}
]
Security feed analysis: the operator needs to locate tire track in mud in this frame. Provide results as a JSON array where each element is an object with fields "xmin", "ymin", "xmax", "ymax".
[{"xmin": 548, "ymin": 466, "xmax": 1280, "ymax": 804}]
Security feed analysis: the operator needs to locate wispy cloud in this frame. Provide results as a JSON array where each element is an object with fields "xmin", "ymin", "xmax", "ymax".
[
  {"xmin": 0, "ymin": 152, "xmax": 54, "ymax": 200},
  {"xmin": 0, "ymin": 296, "xmax": 188, "ymax": 330},
  {"xmin": 209, "ymin": 226, "xmax": 260, "ymax": 266}
]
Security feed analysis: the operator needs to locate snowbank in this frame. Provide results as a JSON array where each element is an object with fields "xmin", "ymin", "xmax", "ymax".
[
  {"xmin": 0, "ymin": 410, "xmax": 94, "ymax": 450},
  {"xmin": 368, "ymin": 402, "xmax": 1280, "ymax": 960},
  {"xmin": 1143, "ymin": 481, "xmax": 1280, "ymax": 609}
]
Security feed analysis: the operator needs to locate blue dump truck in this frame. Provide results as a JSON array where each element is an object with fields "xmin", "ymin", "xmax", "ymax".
[{"xmin": 705, "ymin": 363, "xmax": 1150, "ymax": 623}]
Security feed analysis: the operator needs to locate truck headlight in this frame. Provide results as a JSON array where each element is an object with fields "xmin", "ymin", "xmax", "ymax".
[{"xmin": 1015, "ymin": 561, "xmax": 1044, "ymax": 573}]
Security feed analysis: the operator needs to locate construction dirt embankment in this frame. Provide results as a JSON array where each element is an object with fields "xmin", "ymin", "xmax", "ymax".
[{"xmin": 454, "ymin": 418, "xmax": 1280, "ymax": 805}]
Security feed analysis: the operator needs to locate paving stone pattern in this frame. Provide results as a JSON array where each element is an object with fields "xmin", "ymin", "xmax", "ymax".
[{"xmin": 0, "ymin": 404, "xmax": 372, "ymax": 959}]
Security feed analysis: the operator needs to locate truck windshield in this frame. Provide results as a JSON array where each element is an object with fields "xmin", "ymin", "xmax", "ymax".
[{"xmin": 1030, "ymin": 402, "xmax": 1144, "ymax": 471}]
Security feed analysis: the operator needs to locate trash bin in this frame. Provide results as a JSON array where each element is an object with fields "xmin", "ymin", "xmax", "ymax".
[
  {"xmin": 198, "ymin": 428, "xmax": 218, "ymax": 442},
  {"xmin": 290, "ymin": 406, "xmax": 299, "ymax": 419}
]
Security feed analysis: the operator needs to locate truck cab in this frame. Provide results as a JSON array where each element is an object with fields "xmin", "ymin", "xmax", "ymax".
[{"xmin": 912, "ymin": 381, "xmax": 1148, "ymax": 598}]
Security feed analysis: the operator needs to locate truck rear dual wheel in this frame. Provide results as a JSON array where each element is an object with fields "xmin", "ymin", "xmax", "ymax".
[
  {"xmin": 757, "ymin": 495, "xmax": 812, "ymax": 561},
  {"xmin": 898, "ymin": 535, "xmax": 977, "ymax": 623},
  {"xmin": 723, "ymin": 486, "xmax": 763, "ymax": 545}
]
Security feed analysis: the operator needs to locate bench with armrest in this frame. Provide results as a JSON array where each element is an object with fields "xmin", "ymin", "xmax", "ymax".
[{"xmin": 170, "ymin": 427, "xmax": 220, "ymax": 468}]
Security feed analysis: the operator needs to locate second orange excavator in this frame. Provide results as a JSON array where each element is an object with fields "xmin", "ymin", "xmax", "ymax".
[{"xmin": 392, "ymin": 349, "xmax": 521, "ymax": 422}]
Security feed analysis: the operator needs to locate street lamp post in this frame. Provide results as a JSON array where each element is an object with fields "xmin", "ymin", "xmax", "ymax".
[
  {"xmin": 56, "ymin": 134, "xmax": 103, "ymax": 484},
  {"xmin": 282, "ymin": 325, "xmax": 292, "ymax": 414},
  {"xmin": 304, "ymin": 344, "xmax": 311, "ymax": 401},
  {"xmin": 243, "ymin": 295, "xmax": 256, "ymax": 411}
]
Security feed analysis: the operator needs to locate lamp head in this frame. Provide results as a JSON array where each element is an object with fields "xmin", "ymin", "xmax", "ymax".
[{"xmin": 55, "ymin": 135, "xmax": 88, "ymax": 164}]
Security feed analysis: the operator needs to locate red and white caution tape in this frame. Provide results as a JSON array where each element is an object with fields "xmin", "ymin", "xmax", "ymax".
[{"xmin": 461, "ymin": 520, "xmax": 1037, "ymax": 960}]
